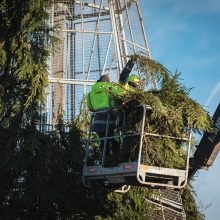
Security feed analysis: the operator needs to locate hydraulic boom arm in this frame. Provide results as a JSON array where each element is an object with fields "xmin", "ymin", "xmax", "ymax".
[{"xmin": 189, "ymin": 103, "xmax": 220, "ymax": 178}]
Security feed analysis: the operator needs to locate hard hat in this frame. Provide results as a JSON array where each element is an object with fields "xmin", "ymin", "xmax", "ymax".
[{"xmin": 128, "ymin": 74, "xmax": 140, "ymax": 86}]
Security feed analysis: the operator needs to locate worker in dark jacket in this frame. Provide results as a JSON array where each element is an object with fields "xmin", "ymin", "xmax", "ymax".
[
  {"xmin": 127, "ymin": 74, "xmax": 141, "ymax": 89},
  {"xmin": 117, "ymin": 58, "xmax": 142, "ymax": 163},
  {"xmin": 119, "ymin": 57, "xmax": 140, "ymax": 90}
]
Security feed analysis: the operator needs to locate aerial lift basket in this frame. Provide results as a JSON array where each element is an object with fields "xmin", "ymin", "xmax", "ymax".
[{"xmin": 82, "ymin": 105, "xmax": 192, "ymax": 191}]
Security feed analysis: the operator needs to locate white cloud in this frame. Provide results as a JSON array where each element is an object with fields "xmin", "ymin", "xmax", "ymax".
[{"xmin": 205, "ymin": 81, "xmax": 220, "ymax": 106}]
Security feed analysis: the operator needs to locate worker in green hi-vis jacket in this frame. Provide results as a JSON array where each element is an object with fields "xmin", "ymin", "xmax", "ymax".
[{"xmin": 87, "ymin": 57, "xmax": 140, "ymax": 165}]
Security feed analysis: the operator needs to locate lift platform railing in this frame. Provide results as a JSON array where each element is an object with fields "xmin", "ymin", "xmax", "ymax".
[
  {"xmin": 137, "ymin": 120, "xmax": 192, "ymax": 188},
  {"xmin": 82, "ymin": 106, "xmax": 131, "ymax": 192},
  {"xmin": 82, "ymin": 105, "xmax": 192, "ymax": 190}
]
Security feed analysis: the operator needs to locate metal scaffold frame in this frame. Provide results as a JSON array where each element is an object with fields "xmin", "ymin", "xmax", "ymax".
[{"xmin": 41, "ymin": 0, "xmax": 150, "ymax": 129}]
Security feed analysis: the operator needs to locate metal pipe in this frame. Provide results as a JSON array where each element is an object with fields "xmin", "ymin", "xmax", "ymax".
[
  {"xmin": 137, "ymin": 105, "xmax": 146, "ymax": 166},
  {"xmin": 184, "ymin": 129, "xmax": 192, "ymax": 187},
  {"xmin": 49, "ymin": 78, "xmax": 96, "ymax": 86},
  {"xmin": 82, "ymin": 114, "xmax": 95, "ymax": 187},
  {"xmin": 124, "ymin": 0, "xmax": 136, "ymax": 53},
  {"xmin": 116, "ymin": 0, "xmax": 129, "ymax": 64},
  {"xmin": 87, "ymin": 0, "xmax": 104, "ymax": 80},
  {"xmin": 109, "ymin": 0, "xmax": 123, "ymax": 75},
  {"xmin": 135, "ymin": 0, "xmax": 151, "ymax": 58},
  {"xmin": 102, "ymin": 34, "xmax": 113, "ymax": 75},
  {"xmin": 120, "ymin": 37, "xmax": 149, "ymax": 53},
  {"xmin": 62, "ymin": 29, "xmax": 113, "ymax": 34},
  {"xmin": 144, "ymin": 133, "xmax": 189, "ymax": 141},
  {"xmin": 74, "ymin": 0, "xmax": 109, "ymax": 11},
  {"xmin": 101, "ymin": 111, "xmax": 111, "ymax": 166},
  {"xmin": 80, "ymin": 0, "xmax": 86, "ymax": 94}
]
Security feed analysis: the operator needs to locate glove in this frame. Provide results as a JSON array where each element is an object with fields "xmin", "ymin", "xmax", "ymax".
[{"xmin": 130, "ymin": 55, "xmax": 137, "ymax": 62}]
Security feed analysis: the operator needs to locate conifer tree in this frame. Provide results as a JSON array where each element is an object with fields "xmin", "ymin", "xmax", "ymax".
[
  {"xmin": 0, "ymin": 0, "xmax": 54, "ymax": 127},
  {"xmin": 0, "ymin": 0, "xmax": 56, "ymax": 219}
]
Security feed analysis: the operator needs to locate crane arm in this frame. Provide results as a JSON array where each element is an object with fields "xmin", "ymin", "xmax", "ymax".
[{"xmin": 189, "ymin": 103, "xmax": 220, "ymax": 178}]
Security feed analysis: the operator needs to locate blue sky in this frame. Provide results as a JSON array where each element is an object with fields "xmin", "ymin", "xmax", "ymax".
[{"xmin": 140, "ymin": 0, "xmax": 220, "ymax": 219}]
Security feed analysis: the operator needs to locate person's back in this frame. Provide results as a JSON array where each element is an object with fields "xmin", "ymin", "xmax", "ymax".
[
  {"xmin": 87, "ymin": 57, "xmax": 140, "ymax": 112},
  {"xmin": 87, "ymin": 74, "xmax": 113, "ymax": 133},
  {"xmin": 87, "ymin": 81, "xmax": 112, "ymax": 112}
]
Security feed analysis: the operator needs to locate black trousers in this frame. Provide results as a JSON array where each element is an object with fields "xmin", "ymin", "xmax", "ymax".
[{"xmin": 98, "ymin": 131, "xmax": 119, "ymax": 156}]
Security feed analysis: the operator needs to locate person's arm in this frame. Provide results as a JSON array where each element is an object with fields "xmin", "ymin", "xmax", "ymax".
[{"xmin": 119, "ymin": 60, "xmax": 134, "ymax": 84}]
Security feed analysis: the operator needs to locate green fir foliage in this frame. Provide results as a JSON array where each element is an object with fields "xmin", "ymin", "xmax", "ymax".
[{"xmin": 112, "ymin": 55, "xmax": 212, "ymax": 169}]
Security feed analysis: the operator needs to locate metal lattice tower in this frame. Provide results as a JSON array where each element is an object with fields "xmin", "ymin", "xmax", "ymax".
[{"xmin": 44, "ymin": 0, "xmax": 150, "ymax": 128}]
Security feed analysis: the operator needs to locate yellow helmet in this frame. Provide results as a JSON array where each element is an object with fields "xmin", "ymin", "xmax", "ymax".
[{"xmin": 128, "ymin": 74, "xmax": 140, "ymax": 88}]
